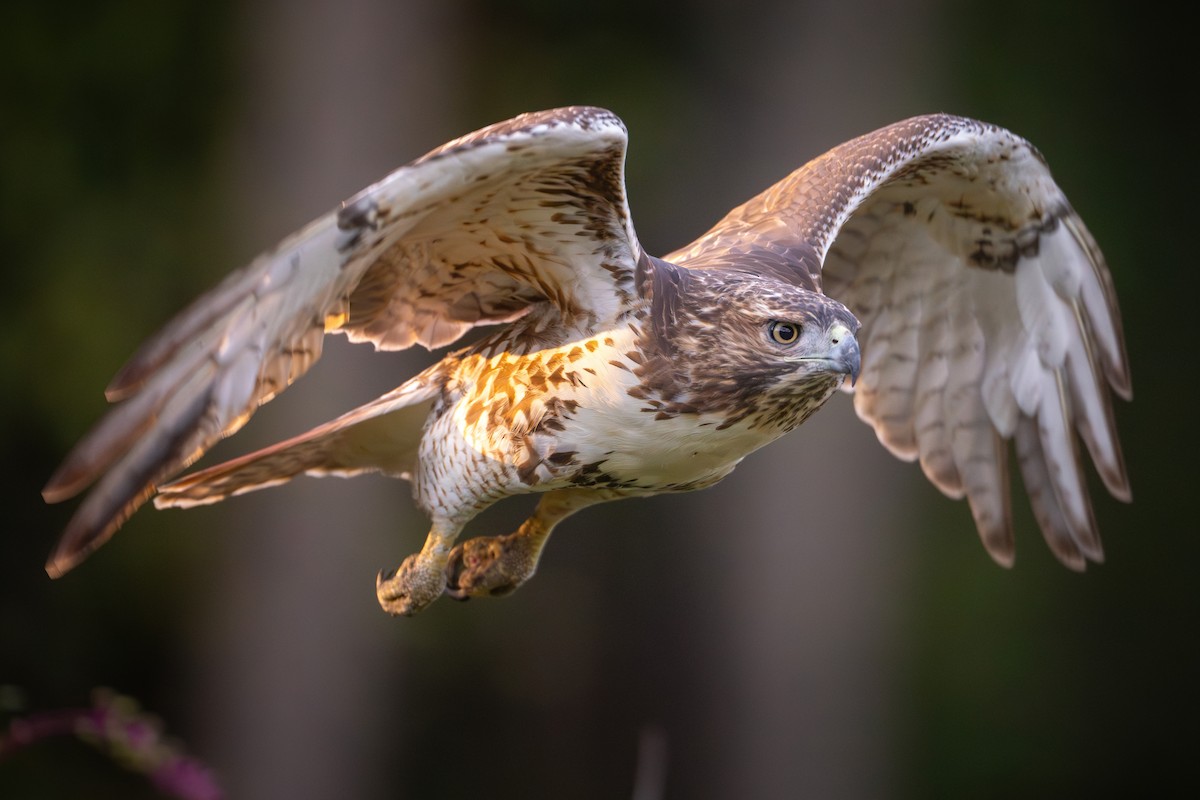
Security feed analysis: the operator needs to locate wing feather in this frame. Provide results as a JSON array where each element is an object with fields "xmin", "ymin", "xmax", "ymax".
[
  {"xmin": 670, "ymin": 113, "xmax": 1129, "ymax": 568},
  {"xmin": 44, "ymin": 106, "xmax": 641, "ymax": 576},
  {"xmin": 913, "ymin": 304, "xmax": 960, "ymax": 496}
]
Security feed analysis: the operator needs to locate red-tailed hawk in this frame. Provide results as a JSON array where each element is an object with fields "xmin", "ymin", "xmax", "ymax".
[{"xmin": 43, "ymin": 107, "xmax": 1130, "ymax": 615}]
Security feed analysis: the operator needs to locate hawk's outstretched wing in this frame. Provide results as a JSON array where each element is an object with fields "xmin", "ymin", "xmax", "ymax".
[
  {"xmin": 669, "ymin": 114, "xmax": 1130, "ymax": 569},
  {"xmin": 44, "ymin": 106, "xmax": 641, "ymax": 577}
]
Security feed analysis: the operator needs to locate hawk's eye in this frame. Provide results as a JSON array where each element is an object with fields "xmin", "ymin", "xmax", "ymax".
[{"xmin": 767, "ymin": 320, "xmax": 801, "ymax": 345}]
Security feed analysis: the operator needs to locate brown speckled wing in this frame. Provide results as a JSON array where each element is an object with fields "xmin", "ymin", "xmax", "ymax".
[
  {"xmin": 338, "ymin": 106, "xmax": 640, "ymax": 349},
  {"xmin": 668, "ymin": 114, "xmax": 1131, "ymax": 570},
  {"xmin": 43, "ymin": 106, "xmax": 642, "ymax": 576}
]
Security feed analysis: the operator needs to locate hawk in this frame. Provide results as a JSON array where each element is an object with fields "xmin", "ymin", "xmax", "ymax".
[{"xmin": 43, "ymin": 107, "xmax": 1130, "ymax": 616}]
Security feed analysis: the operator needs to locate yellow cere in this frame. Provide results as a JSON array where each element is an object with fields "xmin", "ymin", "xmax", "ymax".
[{"xmin": 324, "ymin": 310, "xmax": 349, "ymax": 332}]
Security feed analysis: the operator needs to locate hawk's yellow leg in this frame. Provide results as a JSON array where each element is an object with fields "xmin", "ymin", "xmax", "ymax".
[
  {"xmin": 377, "ymin": 488, "xmax": 616, "ymax": 615},
  {"xmin": 443, "ymin": 488, "xmax": 614, "ymax": 602},
  {"xmin": 375, "ymin": 524, "xmax": 458, "ymax": 617}
]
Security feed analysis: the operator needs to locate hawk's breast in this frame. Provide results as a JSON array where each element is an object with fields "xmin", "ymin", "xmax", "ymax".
[{"xmin": 414, "ymin": 323, "xmax": 789, "ymax": 515}]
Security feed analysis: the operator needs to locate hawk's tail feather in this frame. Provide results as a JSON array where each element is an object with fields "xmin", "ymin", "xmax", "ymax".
[
  {"xmin": 155, "ymin": 433, "xmax": 349, "ymax": 509},
  {"xmin": 156, "ymin": 389, "xmax": 436, "ymax": 510}
]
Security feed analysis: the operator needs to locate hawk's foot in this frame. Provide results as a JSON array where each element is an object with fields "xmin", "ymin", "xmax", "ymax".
[
  {"xmin": 444, "ymin": 531, "xmax": 542, "ymax": 600},
  {"xmin": 441, "ymin": 489, "xmax": 609, "ymax": 602},
  {"xmin": 376, "ymin": 550, "xmax": 448, "ymax": 616}
]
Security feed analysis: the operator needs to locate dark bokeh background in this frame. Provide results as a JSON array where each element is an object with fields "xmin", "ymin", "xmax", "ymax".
[{"xmin": 1, "ymin": 1, "xmax": 1194, "ymax": 797}]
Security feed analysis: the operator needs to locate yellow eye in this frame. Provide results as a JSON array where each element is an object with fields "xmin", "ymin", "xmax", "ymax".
[{"xmin": 768, "ymin": 320, "xmax": 801, "ymax": 345}]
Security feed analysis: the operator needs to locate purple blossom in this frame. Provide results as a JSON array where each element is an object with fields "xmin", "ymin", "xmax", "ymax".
[{"xmin": 0, "ymin": 689, "xmax": 222, "ymax": 800}]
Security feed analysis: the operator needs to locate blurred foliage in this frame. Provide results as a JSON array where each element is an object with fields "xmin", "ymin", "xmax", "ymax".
[{"xmin": 0, "ymin": 0, "xmax": 233, "ymax": 437}]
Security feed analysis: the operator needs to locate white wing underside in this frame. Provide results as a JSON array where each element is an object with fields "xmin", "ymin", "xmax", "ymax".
[
  {"xmin": 674, "ymin": 115, "xmax": 1130, "ymax": 569},
  {"xmin": 827, "ymin": 189, "xmax": 1128, "ymax": 568}
]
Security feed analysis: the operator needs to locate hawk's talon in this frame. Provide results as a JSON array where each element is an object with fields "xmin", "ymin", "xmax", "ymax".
[
  {"xmin": 376, "ymin": 551, "xmax": 447, "ymax": 616},
  {"xmin": 444, "ymin": 532, "xmax": 538, "ymax": 600}
]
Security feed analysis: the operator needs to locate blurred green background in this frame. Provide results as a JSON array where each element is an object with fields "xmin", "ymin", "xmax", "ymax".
[{"xmin": 1, "ymin": 0, "xmax": 1194, "ymax": 797}]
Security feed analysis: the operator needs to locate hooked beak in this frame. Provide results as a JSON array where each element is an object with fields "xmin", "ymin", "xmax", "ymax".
[{"xmin": 828, "ymin": 323, "xmax": 861, "ymax": 386}]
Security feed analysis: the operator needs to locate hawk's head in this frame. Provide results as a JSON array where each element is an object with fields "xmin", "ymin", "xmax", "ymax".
[{"xmin": 636, "ymin": 258, "xmax": 860, "ymax": 429}]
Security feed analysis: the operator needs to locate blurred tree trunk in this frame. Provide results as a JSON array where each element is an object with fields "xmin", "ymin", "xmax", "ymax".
[
  {"xmin": 192, "ymin": 2, "xmax": 460, "ymax": 798},
  {"xmin": 680, "ymin": 1, "xmax": 939, "ymax": 796}
]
